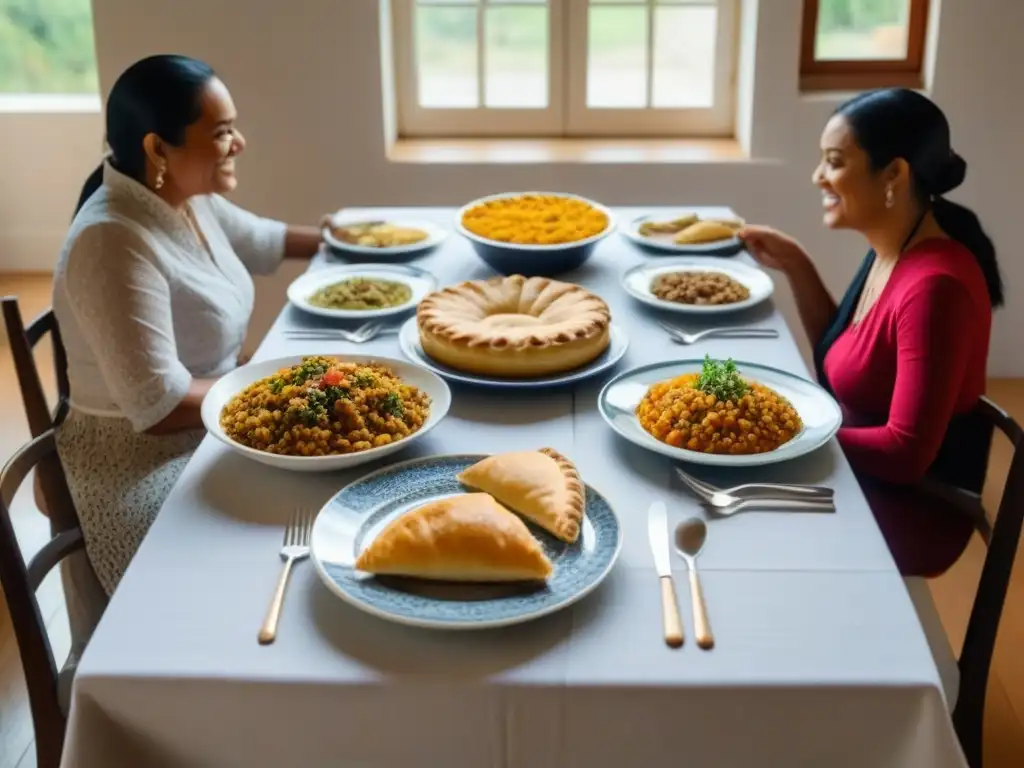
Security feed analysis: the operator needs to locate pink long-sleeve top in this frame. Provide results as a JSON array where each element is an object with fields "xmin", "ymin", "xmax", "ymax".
[{"xmin": 822, "ymin": 238, "xmax": 992, "ymax": 576}]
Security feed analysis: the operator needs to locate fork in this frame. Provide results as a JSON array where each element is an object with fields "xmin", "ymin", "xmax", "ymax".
[
  {"xmin": 258, "ymin": 508, "xmax": 314, "ymax": 645},
  {"xmin": 675, "ymin": 470, "xmax": 835, "ymax": 514},
  {"xmin": 674, "ymin": 466, "xmax": 834, "ymax": 502},
  {"xmin": 283, "ymin": 322, "xmax": 396, "ymax": 343},
  {"xmin": 658, "ymin": 321, "xmax": 779, "ymax": 345}
]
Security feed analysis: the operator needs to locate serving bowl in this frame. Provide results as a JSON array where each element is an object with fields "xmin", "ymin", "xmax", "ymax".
[
  {"xmin": 201, "ymin": 354, "xmax": 451, "ymax": 473},
  {"xmin": 455, "ymin": 191, "xmax": 616, "ymax": 277}
]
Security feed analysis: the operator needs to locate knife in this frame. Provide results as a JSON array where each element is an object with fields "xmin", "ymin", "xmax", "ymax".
[{"xmin": 648, "ymin": 501, "xmax": 684, "ymax": 648}]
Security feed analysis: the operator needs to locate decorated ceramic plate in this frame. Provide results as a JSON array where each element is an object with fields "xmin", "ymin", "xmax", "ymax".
[
  {"xmin": 621, "ymin": 212, "xmax": 743, "ymax": 255},
  {"xmin": 397, "ymin": 317, "xmax": 630, "ymax": 389},
  {"xmin": 621, "ymin": 258, "xmax": 774, "ymax": 315},
  {"xmin": 598, "ymin": 359, "xmax": 842, "ymax": 467},
  {"xmin": 310, "ymin": 454, "xmax": 622, "ymax": 629}
]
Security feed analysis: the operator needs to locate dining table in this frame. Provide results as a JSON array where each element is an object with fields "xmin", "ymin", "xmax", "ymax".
[{"xmin": 60, "ymin": 206, "xmax": 966, "ymax": 767}]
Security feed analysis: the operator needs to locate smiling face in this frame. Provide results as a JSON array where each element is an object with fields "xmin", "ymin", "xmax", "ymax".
[
  {"xmin": 812, "ymin": 114, "xmax": 892, "ymax": 231},
  {"xmin": 156, "ymin": 77, "xmax": 245, "ymax": 197}
]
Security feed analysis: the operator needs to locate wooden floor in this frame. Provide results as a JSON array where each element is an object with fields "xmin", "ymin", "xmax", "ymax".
[{"xmin": 1, "ymin": 273, "xmax": 1022, "ymax": 767}]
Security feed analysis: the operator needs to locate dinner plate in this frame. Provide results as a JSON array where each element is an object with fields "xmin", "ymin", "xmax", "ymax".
[
  {"xmin": 621, "ymin": 258, "xmax": 774, "ymax": 315},
  {"xmin": 310, "ymin": 454, "xmax": 622, "ymax": 629},
  {"xmin": 598, "ymin": 359, "xmax": 842, "ymax": 467},
  {"xmin": 286, "ymin": 263, "xmax": 438, "ymax": 320},
  {"xmin": 397, "ymin": 317, "xmax": 630, "ymax": 389},
  {"xmin": 201, "ymin": 354, "xmax": 451, "ymax": 472},
  {"xmin": 321, "ymin": 216, "xmax": 448, "ymax": 257},
  {"xmin": 621, "ymin": 213, "xmax": 742, "ymax": 255}
]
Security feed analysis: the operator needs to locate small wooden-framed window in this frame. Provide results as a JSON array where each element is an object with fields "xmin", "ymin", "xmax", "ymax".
[{"xmin": 800, "ymin": 0, "xmax": 931, "ymax": 92}]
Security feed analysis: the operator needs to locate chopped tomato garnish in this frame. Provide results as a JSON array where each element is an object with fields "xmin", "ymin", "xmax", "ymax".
[{"xmin": 322, "ymin": 370, "xmax": 345, "ymax": 387}]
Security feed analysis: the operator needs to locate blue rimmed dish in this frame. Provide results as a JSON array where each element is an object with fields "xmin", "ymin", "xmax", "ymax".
[
  {"xmin": 310, "ymin": 454, "xmax": 622, "ymax": 629},
  {"xmin": 456, "ymin": 191, "xmax": 616, "ymax": 277}
]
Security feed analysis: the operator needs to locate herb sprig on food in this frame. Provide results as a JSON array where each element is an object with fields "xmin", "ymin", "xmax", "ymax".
[{"xmin": 695, "ymin": 355, "xmax": 748, "ymax": 402}]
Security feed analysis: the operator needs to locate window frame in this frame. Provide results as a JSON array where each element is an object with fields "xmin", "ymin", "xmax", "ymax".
[
  {"xmin": 392, "ymin": 0, "xmax": 739, "ymax": 139},
  {"xmin": 799, "ymin": 0, "xmax": 931, "ymax": 91}
]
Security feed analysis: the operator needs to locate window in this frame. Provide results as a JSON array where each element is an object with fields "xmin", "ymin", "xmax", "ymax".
[
  {"xmin": 391, "ymin": 0, "xmax": 738, "ymax": 138},
  {"xmin": 800, "ymin": 0, "xmax": 930, "ymax": 91},
  {"xmin": 0, "ymin": 0, "xmax": 99, "ymax": 95}
]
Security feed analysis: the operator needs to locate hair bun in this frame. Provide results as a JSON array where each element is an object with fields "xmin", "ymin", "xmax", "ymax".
[{"xmin": 932, "ymin": 151, "xmax": 967, "ymax": 195}]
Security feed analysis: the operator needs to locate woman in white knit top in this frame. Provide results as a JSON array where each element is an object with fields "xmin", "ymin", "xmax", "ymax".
[{"xmin": 52, "ymin": 55, "xmax": 324, "ymax": 636}]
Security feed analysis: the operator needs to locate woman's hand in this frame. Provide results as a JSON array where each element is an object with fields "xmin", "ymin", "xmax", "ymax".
[{"xmin": 738, "ymin": 225, "xmax": 811, "ymax": 275}]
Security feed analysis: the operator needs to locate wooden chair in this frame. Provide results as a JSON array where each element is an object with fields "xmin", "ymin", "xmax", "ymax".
[
  {"xmin": 2, "ymin": 296, "xmax": 106, "ymax": 764},
  {"xmin": 2, "ymin": 297, "xmax": 72, "ymax": 529},
  {"xmin": 948, "ymin": 396, "xmax": 1024, "ymax": 767},
  {"xmin": 2, "ymin": 297, "xmax": 70, "ymax": 435},
  {"xmin": 0, "ymin": 430, "xmax": 86, "ymax": 768}
]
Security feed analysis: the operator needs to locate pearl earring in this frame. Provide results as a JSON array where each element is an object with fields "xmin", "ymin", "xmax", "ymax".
[
  {"xmin": 884, "ymin": 186, "xmax": 894, "ymax": 209},
  {"xmin": 154, "ymin": 162, "xmax": 166, "ymax": 190}
]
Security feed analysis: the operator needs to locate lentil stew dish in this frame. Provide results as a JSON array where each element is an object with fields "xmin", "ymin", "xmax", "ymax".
[
  {"xmin": 636, "ymin": 356, "xmax": 802, "ymax": 455},
  {"xmin": 650, "ymin": 270, "xmax": 751, "ymax": 306},
  {"xmin": 220, "ymin": 356, "xmax": 431, "ymax": 456}
]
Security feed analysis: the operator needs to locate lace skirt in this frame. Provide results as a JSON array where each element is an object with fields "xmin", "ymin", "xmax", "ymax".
[{"xmin": 56, "ymin": 409, "xmax": 204, "ymax": 596}]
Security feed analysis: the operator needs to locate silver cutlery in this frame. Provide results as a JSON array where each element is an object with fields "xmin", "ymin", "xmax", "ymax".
[
  {"xmin": 658, "ymin": 321, "xmax": 779, "ymax": 345},
  {"xmin": 647, "ymin": 501, "xmax": 684, "ymax": 648},
  {"xmin": 675, "ymin": 467, "xmax": 834, "ymax": 502},
  {"xmin": 674, "ymin": 518, "xmax": 713, "ymax": 650},
  {"xmin": 283, "ymin": 322, "xmax": 397, "ymax": 343},
  {"xmin": 700, "ymin": 495, "xmax": 834, "ymax": 515},
  {"xmin": 258, "ymin": 508, "xmax": 314, "ymax": 645}
]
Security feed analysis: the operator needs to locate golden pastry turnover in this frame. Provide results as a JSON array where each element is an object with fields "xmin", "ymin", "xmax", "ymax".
[
  {"xmin": 673, "ymin": 220, "xmax": 737, "ymax": 245},
  {"xmin": 354, "ymin": 494, "xmax": 553, "ymax": 582},
  {"xmin": 457, "ymin": 447, "xmax": 584, "ymax": 544},
  {"xmin": 416, "ymin": 275, "xmax": 611, "ymax": 378}
]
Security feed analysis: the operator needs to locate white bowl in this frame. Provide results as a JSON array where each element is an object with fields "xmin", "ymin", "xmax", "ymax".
[
  {"xmin": 202, "ymin": 355, "xmax": 452, "ymax": 472},
  {"xmin": 286, "ymin": 263, "xmax": 438, "ymax": 320}
]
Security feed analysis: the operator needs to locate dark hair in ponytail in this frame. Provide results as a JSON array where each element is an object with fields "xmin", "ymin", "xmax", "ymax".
[
  {"xmin": 836, "ymin": 88, "xmax": 1004, "ymax": 308},
  {"xmin": 74, "ymin": 54, "xmax": 216, "ymax": 216}
]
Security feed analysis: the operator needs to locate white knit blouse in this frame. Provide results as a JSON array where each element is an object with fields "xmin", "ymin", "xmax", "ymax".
[{"xmin": 53, "ymin": 162, "xmax": 287, "ymax": 431}]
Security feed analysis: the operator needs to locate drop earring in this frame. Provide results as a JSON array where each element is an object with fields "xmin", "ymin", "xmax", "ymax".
[
  {"xmin": 884, "ymin": 185, "xmax": 894, "ymax": 209},
  {"xmin": 154, "ymin": 162, "xmax": 166, "ymax": 190}
]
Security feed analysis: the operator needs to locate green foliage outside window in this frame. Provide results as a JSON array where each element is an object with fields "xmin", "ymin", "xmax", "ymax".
[{"xmin": 0, "ymin": 0, "xmax": 98, "ymax": 94}]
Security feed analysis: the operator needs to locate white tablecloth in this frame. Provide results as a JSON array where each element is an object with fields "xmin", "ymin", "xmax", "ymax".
[{"xmin": 61, "ymin": 208, "xmax": 966, "ymax": 767}]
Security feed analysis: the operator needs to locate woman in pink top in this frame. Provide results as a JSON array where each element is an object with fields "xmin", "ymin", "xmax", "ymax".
[{"xmin": 740, "ymin": 88, "xmax": 1004, "ymax": 577}]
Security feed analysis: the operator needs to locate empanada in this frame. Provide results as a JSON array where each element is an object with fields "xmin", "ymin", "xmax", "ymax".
[
  {"xmin": 354, "ymin": 494, "xmax": 552, "ymax": 582},
  {"xmin": 673, "ymin": 220, "xmax": 737, "ymax": 244},
  {"xmin": 457, "ymin": 448, "xmax": 584, "ymax": 544}
]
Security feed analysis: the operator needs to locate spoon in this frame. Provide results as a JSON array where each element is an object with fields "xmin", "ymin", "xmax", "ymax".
[{"xmin": 674, "ymin": 518, "xmax": 714, "ymax": 650}]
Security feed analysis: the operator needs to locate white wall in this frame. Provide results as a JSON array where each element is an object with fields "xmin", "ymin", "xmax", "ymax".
[
  {"xmin": 0, "ymin": 111, "xmax": 102, "ymax": 270},
  {"xmin": 1, "ymin": 0, "xmax": 1021, "ymax": 373}
]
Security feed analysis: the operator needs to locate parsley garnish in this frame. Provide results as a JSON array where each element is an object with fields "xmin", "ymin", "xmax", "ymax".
[
  {"xmin": 292, "ymin": 358, "xmax": 328, "ymax": 386},
  {"xmin": 380, "ymin": 392, "xmax": 404, "ymax": 418},
  {"xmin": 353, "ymin": 373, "xmax": 377, "ymax": 388},
  {"xmin": 268, "ymin": 377, "xmax": 285, "ymax": 394},
  {"xmin": 695, "ymin": 355, "xmax": 748, "ymax": 401}
]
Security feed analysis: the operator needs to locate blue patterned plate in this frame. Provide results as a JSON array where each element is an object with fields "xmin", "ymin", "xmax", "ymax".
[{"xmin": 310, "ymin": 454, "xmax": 622, "ymax": 629}]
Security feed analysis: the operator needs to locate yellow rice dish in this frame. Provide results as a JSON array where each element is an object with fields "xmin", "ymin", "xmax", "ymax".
[
  {"xmin": 220, "ymin": 356, "xmax": 430, "ymax": 456},
  {"xmin": 636, "ymin": 357, "xmax": 802, "ymax": 455},
  {"xmin": 461, "ymin": 194, "xmax": 609, "ymax": 245}
]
